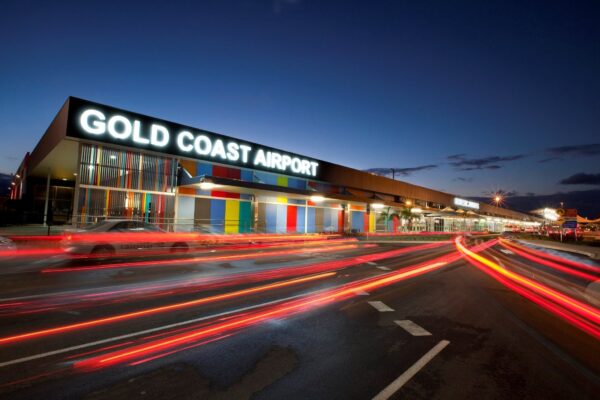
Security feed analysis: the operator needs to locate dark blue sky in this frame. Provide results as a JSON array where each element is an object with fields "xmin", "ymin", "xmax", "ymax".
[{"xmin": 1, "ymin": 0, "xmax": 599, "ymax": 200}]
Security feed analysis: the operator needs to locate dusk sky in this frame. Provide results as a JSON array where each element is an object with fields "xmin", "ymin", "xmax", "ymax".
[{"xmin": 1, "ymin": 0, "xmax": 599, "ymax": 203}]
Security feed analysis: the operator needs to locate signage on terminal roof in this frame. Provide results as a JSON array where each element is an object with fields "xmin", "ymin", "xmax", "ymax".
[{"xmin": 67, "ymin": 98, "xmax": 320, "ymax": 178}]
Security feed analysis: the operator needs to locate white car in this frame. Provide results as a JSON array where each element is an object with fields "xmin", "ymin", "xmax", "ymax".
[
  {"xmin": 62, "ymin": 220, "xmax": 190, "ymax": 256},
  {"xmin": 0, "ymin": 236, "xmax": 17, "ymax": 256}
]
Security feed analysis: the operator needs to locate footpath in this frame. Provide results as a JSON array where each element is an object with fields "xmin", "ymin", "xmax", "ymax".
[{"xmin": 518, "ymin": 239, "xmax": 600, "ymax": 261}]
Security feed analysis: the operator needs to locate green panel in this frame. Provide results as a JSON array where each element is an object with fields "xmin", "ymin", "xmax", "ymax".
[{"xmin": 239, "ymin": 201, "xmax": 253, "ymax": 233}]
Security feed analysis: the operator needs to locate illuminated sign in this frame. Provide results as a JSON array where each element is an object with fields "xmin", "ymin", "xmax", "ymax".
[
  {"xmin": 453, "ymin": 197, "xmax": 479, "ymax": 210},
  {"xmin": 67, "ymin": 98, "xmax": 321, "ymax": 178}
]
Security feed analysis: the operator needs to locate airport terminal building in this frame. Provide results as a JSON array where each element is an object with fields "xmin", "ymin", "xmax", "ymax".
[{"xmin": 9, "ymin": 97, "xmax": 540, "ymax": 233}]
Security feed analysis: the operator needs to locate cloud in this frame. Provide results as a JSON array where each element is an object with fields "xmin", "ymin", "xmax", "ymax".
[
  {"xmin": 559, "ymin": 173, "xmax": 600, "ymax": 185},
  {"xmin": 364, "ymin": 164, "xmax": 438, "ymax": 177},
  {"xmin": 447, "ymin": 154, "xmax": 466, "ymax": 160},
  {"xmin": 469, "ymin": 189, "xmax": 600, "ymax": 218},
  {"xmin": 546, "ymin": 144, "xmax": 600, "ymax": 157},
  {"xmin": 453, "ymin": 177, "xmax": 473, "ymax": 182},
  {"xmin": 538, "ymin": 157, "xmax": 561, "ymax": 163},
  {"xmin": 447, "ymin": 154, "xmax": 526, "ymax": 170}
]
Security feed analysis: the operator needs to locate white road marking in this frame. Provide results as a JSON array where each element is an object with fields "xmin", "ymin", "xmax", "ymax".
[
  {"xmin": 500, "ymin": 249, "xmax": 514, "ymax": 255},
  {"xmin": 354, "ymin": 290, "xmax": 370, "ymax": 296},
  {"xmin": 368, "ymin": 301, "xmax": 395, "ymax": 312},
  {"xmin": 377, "ymin": 266, "xmax": 391, "ymax": 271},
  {"xmin": 0, "ymin": 291, "xmax": 312, "ymax": 368},
  {"xmin": 492, "ymin": 256, "xmax": 506, "ymax": 268},
  {"xmin": 367, "ymin": 262, "xmax": 378, "ymax": 266},
  {"xmin": 372, "ymin": 340, "xmax": 450, "ymax": 400},
  {"xmin": 394, "ymin": 320, "xmax": 432, "ymax": 336}
]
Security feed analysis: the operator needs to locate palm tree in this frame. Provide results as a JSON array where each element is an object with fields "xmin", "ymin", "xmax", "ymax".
[
  {"xmin": 377, "ymin": 207, "xmax": 400, "ymax": 232},
  {"xmin": 400, "ymin": 207, "xmax": 416, "ymax": 231}
]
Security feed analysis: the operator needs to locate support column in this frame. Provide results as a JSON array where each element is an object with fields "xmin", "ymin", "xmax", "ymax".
[
  {"xmin": 43, "ymin": 170, "xmax": 51, "ymax": 227},
  {"xmin": 304, "ymin": 200, "xmax": 308, "ymax": 234},
  {"xmin": 71, "ymin": 143, "xmax": 82, "ymax": 227}
]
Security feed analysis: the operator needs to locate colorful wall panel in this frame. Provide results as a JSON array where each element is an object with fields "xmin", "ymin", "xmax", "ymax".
[{"xmin": 351, "ymin": 211, "xmax": 365, "ymax": 232}]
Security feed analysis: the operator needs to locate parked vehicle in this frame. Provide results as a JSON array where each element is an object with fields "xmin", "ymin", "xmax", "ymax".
[{"xmin": 61, "ymin": 220, "xmax": 190, "ymax": 256}]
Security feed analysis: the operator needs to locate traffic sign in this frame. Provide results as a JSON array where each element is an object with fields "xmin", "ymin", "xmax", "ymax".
[{"xmin": 563, "ymin": 220, "xmax": 577, "ymax": 229}]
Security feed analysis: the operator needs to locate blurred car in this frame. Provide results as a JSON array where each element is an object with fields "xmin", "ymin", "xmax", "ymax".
[
  {"xmin": 0, "ymin": 236, "xmax": 17, "ymax": 255},
  {"xmin": 62, "ymin": 219, "xmax": 190, "ymax": 256}
]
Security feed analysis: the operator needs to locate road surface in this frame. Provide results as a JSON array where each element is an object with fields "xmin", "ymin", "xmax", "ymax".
[{"xmin": 0, "ymin": 236, "xmax": 598, "ymax": 399}]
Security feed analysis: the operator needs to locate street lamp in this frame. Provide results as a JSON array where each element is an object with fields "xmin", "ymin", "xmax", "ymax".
[{"xmin": 494, "ymin": 195, "xmax": 502, "ymax": 206}]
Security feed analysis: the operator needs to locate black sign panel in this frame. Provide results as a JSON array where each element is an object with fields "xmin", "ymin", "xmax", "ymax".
[{"xmin": 66, "ymin": 97, "xmax": 322, "ymax": 179}]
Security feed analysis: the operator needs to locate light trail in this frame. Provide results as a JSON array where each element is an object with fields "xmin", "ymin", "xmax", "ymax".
[
  {"xmin": 4, "ymin": 238, "xmax": 508, "ymax": 379},
  {"xmin": 0, "ymin": 273, "xmax": 335, "ymax": 345},
  {"xmin": 499, "ymin": 238, "xmax": 600, "ymax": 273},
  {"xmin": 498, "ymin": 240, "xmax": 599, "ymax": 281},
  {"xmin": 74, "ymin": 254, "xmax": 457, "ymax": 370},
  {"xmin": 42, "ymin": 243, "xmax": 364, "ymax": 273},
  {"xmin": 456, "ymin": 237, "xmax": 600, "ymax": 337},
  {"xmin": 1, "ymin": 241, "xmax": 450, "ymax": 315}
]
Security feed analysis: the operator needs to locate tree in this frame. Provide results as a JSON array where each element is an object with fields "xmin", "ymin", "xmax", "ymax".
[
  {"xmin": 400, "ymin": 207, "xmax": 417, "ymax": 231},
  {"xmin": 377, "ymin": 207, "xmax": 400, "ymax": 232}
]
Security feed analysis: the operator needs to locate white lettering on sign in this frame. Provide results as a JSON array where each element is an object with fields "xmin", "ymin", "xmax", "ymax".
[
  {"xmin": 78, "ymin": 108, "xmax": 319, "ymax": 177},
  {"xmin": 454, "ymin": 197, "xmax": 480, "ymax": 210}
]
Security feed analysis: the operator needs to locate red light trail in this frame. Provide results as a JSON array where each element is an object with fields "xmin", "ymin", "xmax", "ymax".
[
  {"xmin": 456, "ymin": 237, "xmax": 600, "ymax": 339},
  {"xmin": 498, "ymin": 240, "xmax": 599, "ymax": 281},
  {"xmin": 0, "ymin": 272, "xmax": 336, "ymax": 345}
]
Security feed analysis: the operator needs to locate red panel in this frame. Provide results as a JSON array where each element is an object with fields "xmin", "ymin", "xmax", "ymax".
[
  {"xmin": 212, "ymin": 165, "xmax": 228, "ymax": 178},
  {"xmin": 392, "ymin": 215, "xmax": 399, "ymax": 232},
  {"xmin": 364, "ymin": 213, "xmax": 369, "ymax": 232},
  {"xmin": 212, "ymin": 165, "xmax": 241, "ymax": 180},
  {"xmin": 211, "ymin": 190, "xmax": 240, "ymax": 199},
  {"xmin": 227, "ymin": 167, "xmax": 241, "ymax": 179},
  {"xmin": 287, "ymin": 205, "xmax": 297, "ymax": 233},
  {"xmin": 338, "ymin": 210, "xmax": 344, "ymax": 233}
]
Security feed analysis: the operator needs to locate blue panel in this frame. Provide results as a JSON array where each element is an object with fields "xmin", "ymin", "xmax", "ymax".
[
  {"xmin": 296, "ymin": 206, "xmax": 306, "ymax": 233},
  {"xmin": 351, "ymin": 211, "xmax": 365, "ymax": 232},
  {"xmin": 276, "ymin": 204, "xmax": 287, "ymax": 233},
  {"xmin": 240, "ymin": 193, "xmax": 253, "ymax": 200},
  {"xmin": 177, "ymin": 197, "xmax": 195, "ymax": 219},
  {"xmin": 240, "ymin": 169, "xmax": 253, "ymax": 182},
  {"xmin": 254, "ymin": 171, "xmax": 278, "ymax": 185},
  {"xmin": 176, "ymin": 196, "xmax": 195, "ymax": 232},
  {"xmin": 210, "ymin": 199, "xmax": 225, "ymax": 234},
  {"xmin": 323, "ymin": 209, "xmax": 332, "ymax": 231},
  {"xmin": 265, "ymin": 203, "xmax": 278, "ymax": 233},
  {"xmin": 307, "ymin": 207, "xmax": 316, "ymax": 233},
  {"xmin": 287, "ymin": 178, "xmax": 306, "ymax": 190},
  {"xmin": 197, "ymin": 162, "xmax": 212, "ymax": 177}
]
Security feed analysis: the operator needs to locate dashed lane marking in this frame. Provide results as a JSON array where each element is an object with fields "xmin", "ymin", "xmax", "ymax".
[
  {"xmin": 372, "ymin": 340, "xmax": 450, "ymax": 400},
  {"xmin": 500, "ymin": 249, "xmax": 514, "ymax": 255},
  {"xmin": 354, "ymin": 290, "xmax": 370, "ymax": 296},
  {"xmin": 376, "ymin": 266, "xmax": 391, "ymax": 271},
  {"xmin": 368, "ymin": 301, "xmax": 395, "ymax": 312},
  {"xmin": 394, "ymin": 320, "xmax": 432, "ymax": 336}
]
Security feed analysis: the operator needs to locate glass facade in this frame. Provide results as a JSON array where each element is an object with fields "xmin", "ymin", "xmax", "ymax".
[{"xmin": 76, "ymin": 144, "xmax": 176, "ymax": 228}]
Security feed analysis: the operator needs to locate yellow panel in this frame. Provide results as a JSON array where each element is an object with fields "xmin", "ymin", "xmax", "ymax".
[
  {"xmin": 276, "ymin": 196, "xmax": 288, "ymax": 204},
  {"xmin": 369, "ymin": 212, "xmax": 376, "ymax": 233},
  {"xmin": 225, "ymin": 200, "xmax": 240, "ymax": 234}
]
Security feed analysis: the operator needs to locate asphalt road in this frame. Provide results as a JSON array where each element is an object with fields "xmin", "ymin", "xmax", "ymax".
[{"xmin": 0, "ymin": 237, "xmax": 598, "ymax": 399}]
